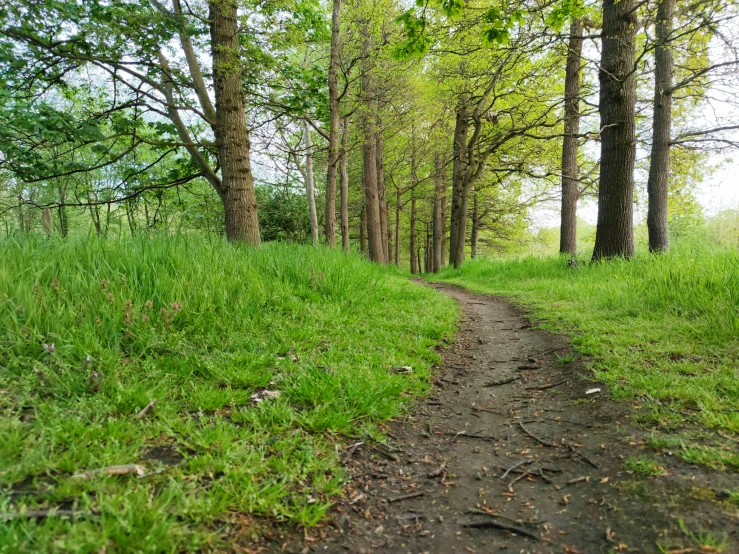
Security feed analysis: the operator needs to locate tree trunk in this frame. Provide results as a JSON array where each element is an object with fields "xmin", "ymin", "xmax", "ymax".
[
  {"xmin": 449, "ymin": 104, "xmax": 469, "ymax": 267},
  {"xmin": 376, "ymin": 114, "xmax": 390, "ymax": 261},
  {"xmin": 325, "ymin": 0, "xmax": 341, "ymax": 247},
  {"xmin": 209, "ymin": 0, "xmax": 260, "ymax": 245},
  {"xmin": 360, "ymin": 206, "xmax": 367, "ymax": 254},
  {"xmin": 409, "ymin": 195, "xmax": 417, "ymax": 274},
  {"xmin": 432, "ymin": 154, "xmax": 443, "ymax": 272},
  {"xmin": 395, "ymin": 188, "xmax": 401, "ymax": 266},
  {"xmin": 560, "ymin": 18, "xmax": 583, "ymax": 255},
  {"xmin": 470, "ymin": 189, "xmax": 479, "ymax": 259},
  {"xmin": 304, "ymin": 120, "xmax": 319, "ymax": 245},
  {"xmin": 424, "ymin": 222, "xmax": 431, "ymax": 273},
  {"xmin": 592, "ymin": 0, "xmax": 637, "ymax": 260},
  {"xmin": 360, "ymin": 43, "xmax": 385, "ymax": 263},
  {"xmin": 340, "ymin": 116, "xmax": 350, "ymax": 252},
  {"xmin": 441, "ymin": 187, "xmax": 447, "ymax": 267},
  {"xmin": 647, "ymin": 0, "xmax": 675, "ymax": 253}
]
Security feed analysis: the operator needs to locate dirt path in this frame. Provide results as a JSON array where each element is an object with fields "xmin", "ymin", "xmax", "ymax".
[{"xmin": 264, "ymin": 284, "xmax": 737, "ymax": 554}]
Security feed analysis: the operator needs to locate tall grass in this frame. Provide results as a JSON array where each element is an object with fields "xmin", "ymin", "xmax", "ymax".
[
  {"xmin": 0, "ymin": 235, "xmax": 457, "ymax": 552},
  {"xmin": 435, "ymin": 244, "xmax": 739, "ymax": 468}
]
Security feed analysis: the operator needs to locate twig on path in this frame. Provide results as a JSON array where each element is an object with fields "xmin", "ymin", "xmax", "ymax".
[
  {"xmin": 388, "ymin": 491, "xmax": 424, "ymax": 503},
  {"xmin": 465, "ymin": 509, "xmax": 547, "ymax": 527},
  {"xmin": 462, "ymin": 519, "xmax": 540, "ymax": 541},
  {"xmin": 518, "ymin": 422, "xmax": 558, "ymax": 448},
  {"xmin": 517, "ymin": 364, "xmax": 541, "ymax": 370},
  {"xmin": 371, "ymin": 445, "xmax": 400, "ymax": 462},
  {"xmin": 343, "ymin": 441, "xmax": 364, "ymax": 464},
  {"xmin": 485, "ymin": 376, "xmax": 520, "ymax": 387},
  {"xmin": 534, "ymin": 467, "xmax": 553, "ymax": 484},
  {"xmin": 564, "ymin": 441, "xmax": 599, "ymax": 469},
  {"xmin": 506, "ymin": 471, "xmax": 533, "ymax": 492},
  {"xmin": 567, "ymin": 476, "xmax": 589, "ymax": 485},
  {"xmin": 526, "ymin": 379, "xmax": 568, "ymax": 391},
  {"xmin": 444, "ymin": 431, "xmax": 498, "ymax": 441},
  {"xmin": 136, "ymin": 399, "xmax": 157, "ymax": 419},
  {"xmin": 500, "ymin": 459, "xmax": 534, "ymax": 479}
]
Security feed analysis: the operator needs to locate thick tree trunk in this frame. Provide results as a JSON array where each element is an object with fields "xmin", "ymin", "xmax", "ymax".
[
  {"xmin": 209, "ymin": 0, "xmax": 260, "ymax": 244},
  {"xmin": 647, "ymin": 0, "xmax": 675, "ymax": 253},
  {"xmin": 360, "ymin": 206, "xmax": 367, "ymax": 254},
  {"xmin": 449, "ymin": 105, "xmax": 469, "ymax": 267},
  {"xmin": 325, "ymin": 0, "xmax": 341, "ymax": 247},
  {"xmin": 432, "ymin": 154, "xmax": 443, "ymax": 272},
  {"xmin": 340, "ymin": 116, "xmax": 350, "ymax": 252},
  {"xmin": 560, "ymin": 18, "xmax": 583, "ymax": 255},
  {"xmin": 304, "ymin": 120, "xmax": 319, "ymax": 245},
  {"xmin": 409, "ymin": 195, "xmax": 417, "ymax": 274},
  {"xmin": 470, "ymin": 190, "xmax": 478, "ymax": 259},
  {"xmin": 592, "ymin": 0, "xmax": 637, "ymax": 260}
]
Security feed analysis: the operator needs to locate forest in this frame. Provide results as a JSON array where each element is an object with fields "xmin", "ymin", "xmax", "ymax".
[{"xmin": 1, "ymin": 0, "xmax": 738, "ymax": 552}]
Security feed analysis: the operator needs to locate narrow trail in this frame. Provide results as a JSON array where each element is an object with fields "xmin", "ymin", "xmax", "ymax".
[{"xmin": 266, "ymin": 284, "xmax": 737, "ymax": 554}]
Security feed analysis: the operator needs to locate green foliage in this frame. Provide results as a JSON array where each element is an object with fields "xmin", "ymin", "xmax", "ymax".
[
  {"xmin": 623, "ymin": 455, "xmax": 664, "ymax": 476},
  {"xmin": 433, "ymin": 244, "xmax": 739, "ymax": 470},
  {"xmin": 0, "ymin": 237, "xmax": 457, "ymax": 551},
  {"xmin": 256, "ymin": 186, "xmax": 313, "ymax": 242}
]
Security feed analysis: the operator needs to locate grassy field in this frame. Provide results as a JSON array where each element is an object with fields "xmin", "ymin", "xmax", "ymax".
[
  {"xmin": 433, "ymin": 245, "xmax": 739, "ymax": 470},
  {"xmin": 0, "ymin": 236, "xmax": 457, "ymax": 553}
]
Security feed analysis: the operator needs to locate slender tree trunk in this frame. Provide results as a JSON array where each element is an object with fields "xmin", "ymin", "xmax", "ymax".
[
  {"xmin": 449, "ymin": 104, "xmax": 469, "ymax": 267},
  {"xmin": 470, "ymin": 190, "xmax": 479, "ymax": 259},
  {"xmin": 395, "ymin": 188, "xmax": 401, "ymax": 266},
  {"xmin": 417, "ymin": 249, "xmax": 422, "ymax": 275},
  {"xmin": 325, "ymin": 0, "xmax": 341, "ymax": 247},
  {"xmin": 432, "ymin": 154, "xmax": 443, "ymax": 272},
  {"xmin": 560, "ymin": 18, "xmax": 583, "ymax": 255},
  {"xmin": 647, "ymin": 0, "xmax": 675, "ymax": 253},
  {"xmin": 360, "ymin": 43, "xmax": 385, "ymax": 263},
  {"xmin": 340, "ymin": 116, "xmax": 350, "ymax": 252},
  {"xmin": 441, "ymin": 188, "xmax": 447, "ymax": 267},
  {"xmin": 210, "ymin": 0, "xmax": 260, "ymax": 244},
  {"xmin": 376, "ymin": 113, "xmax": 390, "ymax": 261},
  {"xmin": 409, "ymin": 195, "xmax": 417, "ymax": 274},
  {"xmin": 592, "ymin": 0, "xmax": 637, "ymax": 260},
  {"xmin": 304, "ymin": 120, "xmax": 319, "ymax": 245},
  {"xmin": 360, "ymin": 206, "xmax": 367, "ymax": 254},
  {"xmin": 424, "ymin": 222, "xmax": 431, "ymax": 273}
]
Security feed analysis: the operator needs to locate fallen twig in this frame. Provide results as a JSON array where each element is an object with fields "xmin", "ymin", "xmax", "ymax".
[
  {"xmin": 484, "ymin": 376, "xmax": 519, "ymax": 387},
  {"xmin": 500, "ymin": 459, "xmax": 534, "ymax": 480},
  {"xmin": 462, "ymin": 519, "xmax": 540, "ymax": 541},
  {"xmin": 567, "ymin": 476, "xmax": 589, "ymax": 485},
  {"xmin": 388, "ymin": 491, "xmax": 424, "ymax": 503},
  {"xmin": 518, "ymin": 422, "xmax": 558, "ymax": 448},
  {"xmin": 0, "ymin": 509, "xmax": 99, "ymax": 521},
  {"xmin": 564, "ymin": 441, "xmax": 599, "ymax": 469},
  {"xmin": 526, "ymin": 379, "xmax": 568, "ymax": 391},
  {"xmin": 73, "ymin": 464, "xmax": 146, "ymax": 480},
  {"xmin": 343, "ymin": 441, "xmax": 364, "ymax": 464},
  {"xmin": 444, "ymin": 431, "xmax": 498, "ymax": 441},
  {"xmin": 136, "ymin": 399, "xmax": 157, "ymax": 419}
]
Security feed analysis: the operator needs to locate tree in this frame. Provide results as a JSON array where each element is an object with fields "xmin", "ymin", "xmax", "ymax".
[
  {"xmin": 591, "ymin": 0, "xmax": 638, "ymax": 260},
  {"xmin": 325, "ymin": 0, "xmax": 342, "ymax": 246},
  {"xmin": 560, "ymin": 18, "xmax": 583, "ymax": 255}
]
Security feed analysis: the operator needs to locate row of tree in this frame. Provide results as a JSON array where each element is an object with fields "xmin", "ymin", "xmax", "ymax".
[{"xmin": 0, "ymin": 0, "xmax": 737, "ymax": 266}]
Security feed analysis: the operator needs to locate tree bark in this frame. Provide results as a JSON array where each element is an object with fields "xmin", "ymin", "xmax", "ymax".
[
  {"xmin": 395, "ymin": 187, "xmax": 401, "ymax": 266},
  {"xmin": 441, "ymin": 186, "xmax": 447, "ymax": 267},
  {"xmin": 470, "ymin": 189, "xmax": 479, "ymax": 259},
  {"xmin": 432, "ymin": 154, "xmax": 444, "ymax": 272},
  {"xmin": 449, "ymin": 104, "xmax": 469, "ymax": 267},
  {"xmin": 592, "ymin": 0, "xmax": 637, "ymax": 260},
  {"xmin": 360, "ymin": 206, "xmax": 367, "ymax": 254},
  {"xmin": 376, "ymin": 113, "xmax": 390, "ymax": 261},
  {"xmin": 209, "ymin": 0, "xmax": 260, "ymax": 244},
  {"xmin": 560, "ymin": 18, "xmax": 583, "ymax": 255},
  {"xmin": 410, "ymin": 195, "xmax": 417, "ymax": 274},
  {"xmin": 340, "ymin": 116, "xmax": 350, "ymax": 252},
  {"xmin": 647, "ymin": 0, "xmax": 675, "ymax": 253},
  {"xmin": 304, "ymin": 120, "xmax": 319, "ymax": 245},
  {"xmin": 325, "ymin": 0, "xmax": 341, "ymax": 247}
]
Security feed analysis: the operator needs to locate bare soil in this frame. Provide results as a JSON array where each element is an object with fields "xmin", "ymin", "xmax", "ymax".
[{"xmin": 258, "ymin": 283, "xmax": 738, "ymax": 554}]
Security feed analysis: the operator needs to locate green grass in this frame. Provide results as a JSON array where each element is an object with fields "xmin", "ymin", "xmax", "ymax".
[
  {"xmin": 0, "ymin": 236, "xmax": 457, "ymax": 553},
  {"xmin": 432, "ymin": 245, "xmax": 739, "ymax": 470},
  {"xmin": 623, "ymin": 455, "xmax": 664, "ymax": 476}
]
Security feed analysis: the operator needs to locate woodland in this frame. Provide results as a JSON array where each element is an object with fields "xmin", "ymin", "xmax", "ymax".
[{"xmin": 0, "ymin": 0, "xmax": 738, "ymax": 552}]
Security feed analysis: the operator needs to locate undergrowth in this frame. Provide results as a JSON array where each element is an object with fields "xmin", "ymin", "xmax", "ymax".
[
  {"xmin": 433, "ymin": 244, "xmax": 739, "ymax": 470},
  {"xmin": 0, "ymin": 236, "xmax": 457, "ymax": 552}
]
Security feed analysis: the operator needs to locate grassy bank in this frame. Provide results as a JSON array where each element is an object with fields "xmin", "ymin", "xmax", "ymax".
[
  {"xmin": 0, "ymin": 236, "xmax": 457, "ymax": 552},
  {"xmin": 433, "ymin": 245, "xmax": 739, "ymax": 470}
]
